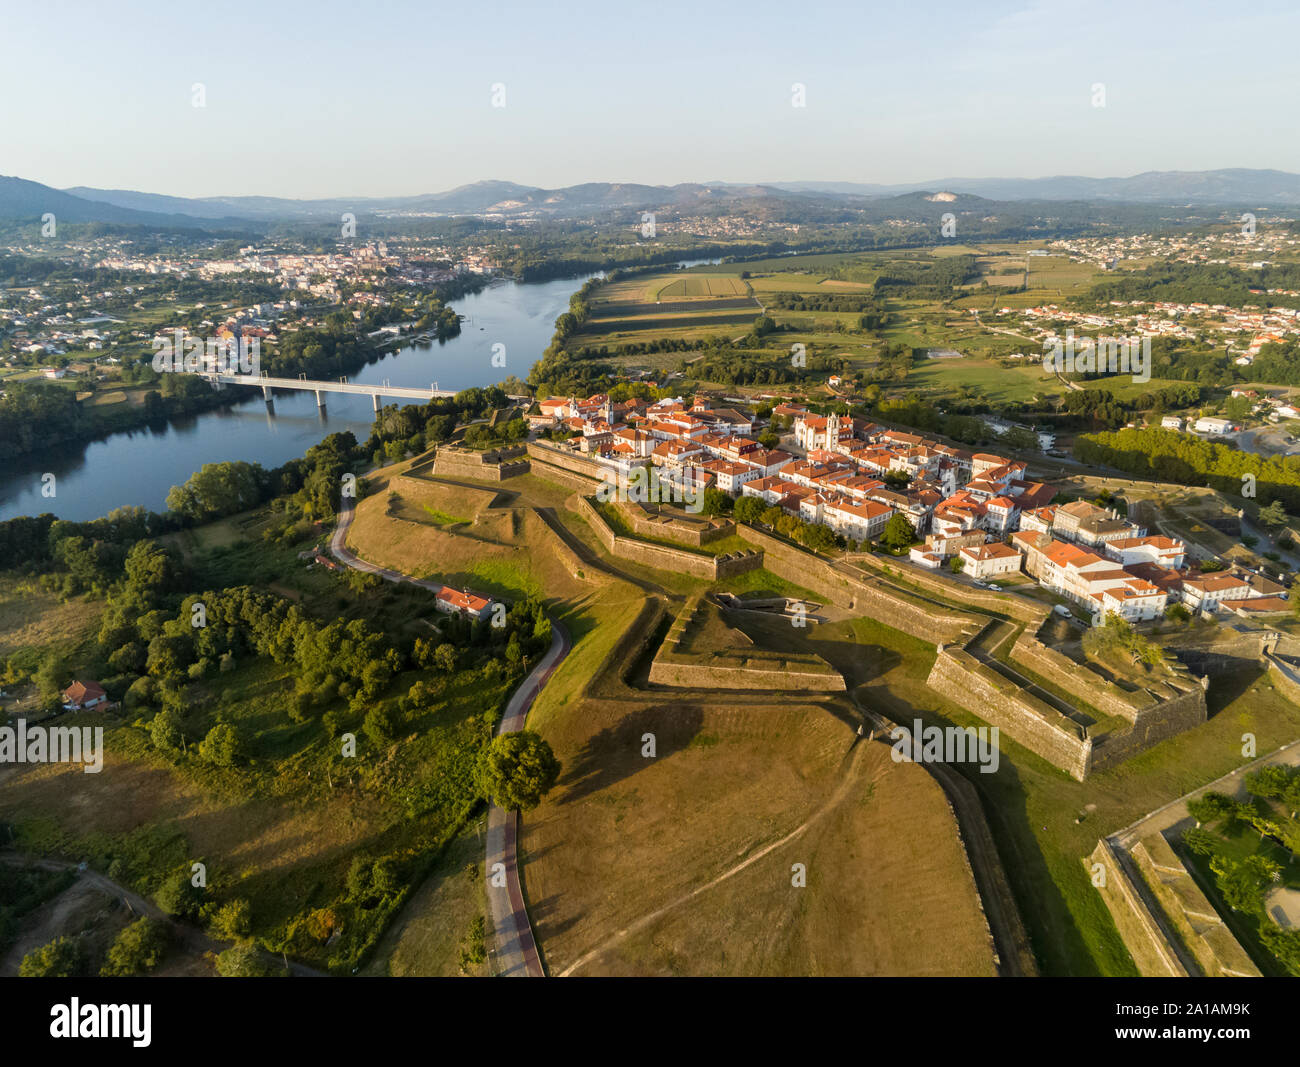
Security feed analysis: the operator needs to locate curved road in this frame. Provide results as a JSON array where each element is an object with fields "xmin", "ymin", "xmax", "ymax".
[
  {"xmin": 330, "ymin": 495, "xmax": 569, "ymax": 978},
  {"xmin": 486, "ymin": 623, "xmax": 570, "ymax": 977}
]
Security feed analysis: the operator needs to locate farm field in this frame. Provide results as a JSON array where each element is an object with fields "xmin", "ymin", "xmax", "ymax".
[
  {"xmin": 565, "ymin": 244, "xmax": 1115, "ymax": 408},
  {"xmin": 650, "ymin": 275, "xmax": 751, "ymax": 300}
]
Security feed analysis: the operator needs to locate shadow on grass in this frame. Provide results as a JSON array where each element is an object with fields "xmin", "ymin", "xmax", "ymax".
[{"xmin": 557, "ymin": 704, "xmax": 705, "ymax": 806}]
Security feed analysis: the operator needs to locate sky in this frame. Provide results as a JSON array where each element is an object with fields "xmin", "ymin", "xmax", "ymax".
[{"xmin": 3, "ymin": 0, "xmax": 1299, "ymax": 199}]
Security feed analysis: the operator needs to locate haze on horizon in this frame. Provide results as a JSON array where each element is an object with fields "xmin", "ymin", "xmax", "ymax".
[{"xmin": 3, "ymin": 0, "xmax": 1299, "ymax": 200}]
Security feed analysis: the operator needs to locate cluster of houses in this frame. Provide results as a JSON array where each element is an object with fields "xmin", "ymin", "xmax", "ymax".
[
  {"xmin": 993, "ymin": 289, "xmax": 1300, "ymax": 369},
  {"xmin": 533, "ymin": 392, "xmax": 1289, "ymax": 627}
]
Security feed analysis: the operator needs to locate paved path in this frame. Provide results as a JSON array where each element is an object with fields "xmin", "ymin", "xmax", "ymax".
[
  {"xmin": 486, "ymin": 622, "xmax": 570, "ymax": 977},
  {"xmin": 330, "ymin": 497, "xmax": 443, "ymax": 593},
  {"xmin": 330, "ymin": 493, "xmax": 570, "ymax": 978},
  {"xmin": 1111, "ymin": 739, "xmax": 1300, "ymax": 851}
]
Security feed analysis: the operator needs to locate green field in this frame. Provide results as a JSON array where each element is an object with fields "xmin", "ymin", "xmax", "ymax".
[{"xmin": 650, "ymin": 275, "xmax": 750, "ymax": 300}]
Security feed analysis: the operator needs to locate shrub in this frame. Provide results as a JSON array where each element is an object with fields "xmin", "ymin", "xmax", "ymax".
[
  {"xmin": 154, "ymin": 869, "xmax": 202, "ymax": 919},
  {"xmin": 20, "ymin": 936, "xmax": 85, "ymax": 977},
  {"xmin": 215, "ymin": 941, "xmax": 283, "ymax": 977},
  {"xmin": 197, "ymin": 722, "xmax": 245, "ymax": 766},
  {"xmin": 209, "ymin": 898, "xmax": 252, "ymax": 940},
  {"xmin": 100, "ymin": 917, "xmax": 171, "ymax": 976}
]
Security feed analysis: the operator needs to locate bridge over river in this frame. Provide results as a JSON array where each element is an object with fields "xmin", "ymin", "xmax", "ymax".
[
  {"xmin": 199, "ymin": 372, "xmax": 454, "ymax": 411},
  {"xmin": 197, "ymin": 372, "xmax": 530, "ymax": 411}
]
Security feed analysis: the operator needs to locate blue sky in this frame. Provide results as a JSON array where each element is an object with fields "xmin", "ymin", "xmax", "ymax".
[{"xmin": 3, "ymin": 0, "xmax": 1298, "ymax": 198}]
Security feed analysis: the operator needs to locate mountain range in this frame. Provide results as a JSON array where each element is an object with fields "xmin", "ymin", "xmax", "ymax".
[{"xmin": 1, "ymin": 169, "xmax": 1298, "ymax": 230}]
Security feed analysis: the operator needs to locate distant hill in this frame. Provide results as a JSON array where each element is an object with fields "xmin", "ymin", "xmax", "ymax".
[
  {"xmin": 8, "ymin": 169, "xmax": 1298, "ymax": 232},
  {"xmin": 0, "ymin": 175, "xmax": 251, "ymax": 230},
  {"xmin": 61, "ymin": 179, "xmax": 817, "ymax": 223},
  {"xmin": 768, "ymin": 169, "xmax": 1300, "ymax": 205}
]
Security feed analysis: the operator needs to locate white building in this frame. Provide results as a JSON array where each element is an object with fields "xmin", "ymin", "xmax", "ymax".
[
  {"xmin": 1194, "ymin": 416, "xmax": 1237, "ymax": 435},
  {"xmin": 958, "ymin": 542, "xmax": 1022, "ymax": 580}
]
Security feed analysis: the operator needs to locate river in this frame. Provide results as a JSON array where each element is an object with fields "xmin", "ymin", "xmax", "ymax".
[{"xmin": 0, "ymin": 273, "xmax": 601, "ymax": 522}]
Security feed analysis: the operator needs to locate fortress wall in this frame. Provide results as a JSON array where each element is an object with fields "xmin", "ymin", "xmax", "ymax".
[
  {"xmin": 575, "ymin": 496, "xmax": 762, "ymax": 580},
  {"xmin": 1131, "ymin": 835, "xmax": 1261, "ymax": 978},
  {"xmin": 737, "ymin": 525, "xmax": 972, "ymax": 644},
  {"xmin": 1085, "ymin": 840, "xmax": 1190, "ymax": 977},
  {"xmin": 1012, "ymin": 631, "xmax": 1148, "ymax": 721},
  {"xmin": 1089, "ymin": 687, "xmax": 1208, "ymax": 774},
  {"xmin": 615, "ymin": 500, "xmax": 736, "ymax": 547},
  {"xmin": 647, "ymin": 660, "xmax": 846, "ymax": 692},
  {"xmin": 926, "ymin": 649, "xmax": 1092, "ymax": 781},
  {"xmin": 433, "ymin": 447, "xmax": 529, "ymax": 481}
]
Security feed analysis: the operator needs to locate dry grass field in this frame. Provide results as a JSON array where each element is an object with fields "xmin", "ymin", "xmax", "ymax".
[
  {"xmin": 351, "ymin": 467, "xmax": 999, "ymax": 976},
  {"xmin": 565, "ymin": 738, "xmax": 996, "ymax": 976},
  {"xmin": 521, "ymin": 690, "xmax": 995, "ymax": 976},
  {"xmin": 363, "ymin": 815, "xmax": 491, "ymax": 977},
  {"xmin": 0, "ymin": 577, "xmax": 98, "ymax": 661}
]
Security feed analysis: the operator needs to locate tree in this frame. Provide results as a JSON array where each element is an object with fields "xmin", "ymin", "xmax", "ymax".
[
  {"xmin": 154, "ymin": 869, "xmax": 202, "ymax": 919},
  {"xmin": 166, "ymin": 461, "xmax": 265, "ymax": 522},
  {"xmin": 363, "ymin": 704, "xmax": 400, "ymax": 747},
  {"xmin": 949, "ymin": 556, "xmax": 965, "ymax": 574},
  {"xmin": 433, "ymin": 643, "xmax": 458, "ymax": 672},
  {"xmin": 209, "ymin": 899, "xmax": 252, "ymax": 940},
  {"xmin": 1001, "ymin": 426, "xmax": 1040, "ymax": 452},
  {"xmin": 20, "ymin": 936, "xmax": 84, "ymax": 977},
  {"xmin": 1259, "ymin": 500, "xmax": 1289, "ymax": 528},
  {"xmin": 504, "ymin": 633, "xmax": 524, "ymax": 670},
  {"xmin": 798, "ymin": 522, "xmax": 839, "ymax": 553},
  {"xmin": 1187, "ymin": 791, "xmax": 1238, "ymax": 826},
  {"xmin": 700, "ymin": 488, "xmax": 732, "ymax": 517},
  {"xmin": 123, "ymin": 540, "xmax": 184, "ymax": 601},
  {"xmin": 198, "ymin": 723, "xmax": 245, "ymax": 766},
  {"xmin": 303, "ymin": 907, "xmax": 339, "ymax": 943},
  {"xmin": 477, "ymin": 731, "xmax": 562, "ymax": 812},
  {"xmin": 1245, "ymin": 765, "xmax": 1294, "ymax": 800},
  {"xmin": 100, "ymin": 917, "xmax": 171, "ymax": 976},
  {"xmin": 32, "ymin": 652, "xmax": 69, "ymax": 706},
  {"xmin": 879, "ymin": 513, "xmax": 916, "ymax": 552},
  {"xmin": 732, "ymin": 496, "xmax": 766, "ymax": 524},
  {"xmin": 149, "ymin": 704, "xmax": 187, "ymax": 753}
]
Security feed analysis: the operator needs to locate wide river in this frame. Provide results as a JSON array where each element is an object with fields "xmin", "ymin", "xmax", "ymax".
[{"xmin": 0, "ymin": 273, "xmax": 604, "ymax": 522}]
